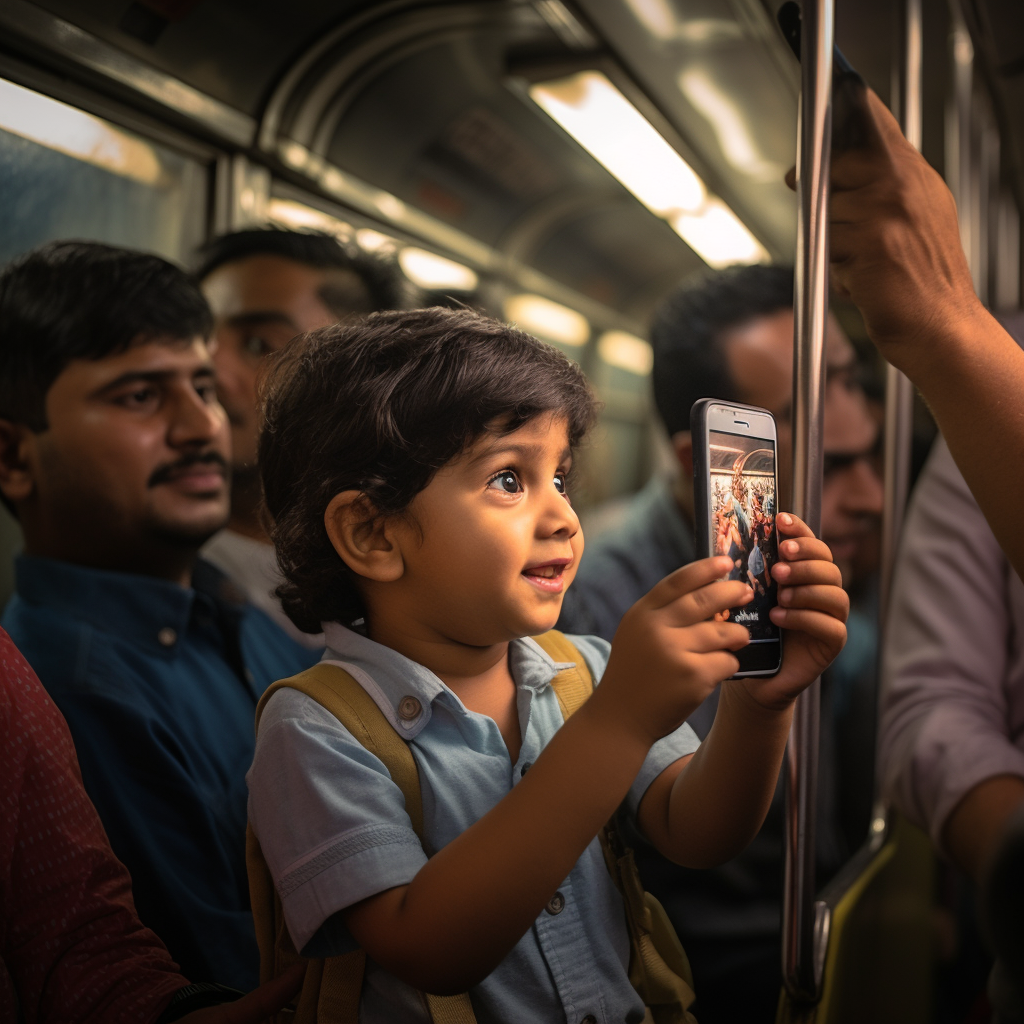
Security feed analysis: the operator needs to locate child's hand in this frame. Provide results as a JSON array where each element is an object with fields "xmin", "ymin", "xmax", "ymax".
[
  {"xmin": 734, "ymin": 512, "xmax": 848, "ymax": 712},
  {"xmin": 597, "ymin": 557, "xmax": 754, "ymax": 745}
]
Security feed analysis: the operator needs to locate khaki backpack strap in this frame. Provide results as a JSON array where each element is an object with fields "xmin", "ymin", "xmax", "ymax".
[
  {"xmin": 532, "ymin": 629, "xmax": 594, "ymax": 719},
  {"xmin": 257, "ymin": 664, "xmax": 424, "ymax": 832},
  {"xmin": 257, "ymin": 664, "xmax": 477, "ymax": 1024}
]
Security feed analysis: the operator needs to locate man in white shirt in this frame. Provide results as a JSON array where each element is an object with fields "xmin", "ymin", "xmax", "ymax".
[{"xmin": 196, "ymin": 229, "xmax": 401, "ymax": 647}]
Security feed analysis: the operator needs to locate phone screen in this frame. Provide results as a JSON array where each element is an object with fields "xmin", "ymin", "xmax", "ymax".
[{"xmin": 709, "ymin": 429, "xmax": 780, "ymax": 643}]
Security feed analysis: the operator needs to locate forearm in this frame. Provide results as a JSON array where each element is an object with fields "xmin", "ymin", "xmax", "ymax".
[
  {"xmin": 942, "ymin": 774, "xmax": 1024, "ymax": 882},
  {"xmin": 899, "ymin": 309, "xmax": 1024, "ymax": 581},
  {"xmin": 347, "ymin": 689, "xmax": 649, "ymax": 992},
  {"xmin": 651, "ymin": 683, "xmax": 793, "ymax": 867}
]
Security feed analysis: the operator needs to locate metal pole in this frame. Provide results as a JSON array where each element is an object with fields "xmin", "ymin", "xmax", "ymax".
[
  {"xmin": 783, "ymin": 0, "xmax": 833, "ymax": 1002},
  {"xmin": 879, "ymin": 0, "xmax": 922, "ymax": 625}
]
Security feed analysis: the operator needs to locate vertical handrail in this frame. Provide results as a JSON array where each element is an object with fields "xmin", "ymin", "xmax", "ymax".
[
  {"xmin": 879, "ymin": 0, "xmax": 922, "ymax": 627},
  {"xmin": 783, "ymin": 0, "xmax": 833, "ymax": 1002}
]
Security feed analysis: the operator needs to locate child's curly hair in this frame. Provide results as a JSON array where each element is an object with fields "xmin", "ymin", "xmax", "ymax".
[{"xmin": 259, "ymin": 307, "xmax": 598, "ymax": 634}]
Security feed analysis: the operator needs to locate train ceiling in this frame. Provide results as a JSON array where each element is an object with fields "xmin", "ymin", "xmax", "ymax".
[{"xmin": 0, "ymin": 0, "xmax": 1021, "ymax": 327}]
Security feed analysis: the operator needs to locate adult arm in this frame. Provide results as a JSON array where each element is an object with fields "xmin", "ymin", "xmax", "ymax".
[
  {"xmin": 0, "ymin": 630, "xmax": 186, "ymax": 1024},
  {"xmin": 829, "ymin": 88, "xmax": 1024, "ymax": 578},
  {"xmin": 878, "ymin": 440, "xmax": 1024, "ymax": 879}
]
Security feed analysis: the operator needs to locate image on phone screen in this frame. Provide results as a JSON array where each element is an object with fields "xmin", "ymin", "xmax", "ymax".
[{"xmin": 709, "ymin": 429, "xmax": 780, "ymax": 643}]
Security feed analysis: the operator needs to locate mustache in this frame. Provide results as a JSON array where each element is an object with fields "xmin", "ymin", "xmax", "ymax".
[{"xmin": 148, "ymin": 451, "xmax": 229, "ymax": 488}]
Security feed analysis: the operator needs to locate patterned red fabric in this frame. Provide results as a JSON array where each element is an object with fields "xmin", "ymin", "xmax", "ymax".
[{"xmin": 0, "ymin": 627, "xmax": 186, "ymax": 1023}]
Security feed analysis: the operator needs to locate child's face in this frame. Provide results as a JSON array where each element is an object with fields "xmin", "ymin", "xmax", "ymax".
[{"xmin": 382, "ymin": 412, "xmax": 584, "ymax": 646}]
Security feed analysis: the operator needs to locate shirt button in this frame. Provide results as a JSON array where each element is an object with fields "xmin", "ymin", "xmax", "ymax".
[
  {"xmin": 398, "ymin": 696, "xmax": 421, "ymax": 720},
  {"xmin": 520, "ymin": 761, "xmax": 532, "ymax": 776},
  {"xmin": 545, "ymin": 891, "xmax": 565, "ymax": 915},
  {"xmin": 157, "ymin": 627, "xmax": 177, "ymax": 647}
]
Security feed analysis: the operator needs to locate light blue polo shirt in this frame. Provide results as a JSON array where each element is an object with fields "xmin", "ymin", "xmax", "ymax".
[{"xmin": 246, "ymin": 622, "xmax": 700, "ymax": 1024}]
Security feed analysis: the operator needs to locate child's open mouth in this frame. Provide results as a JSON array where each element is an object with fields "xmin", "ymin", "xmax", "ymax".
[{"xmin": 522, "ymin": 559, "xmax": 571, "ymax": 593}]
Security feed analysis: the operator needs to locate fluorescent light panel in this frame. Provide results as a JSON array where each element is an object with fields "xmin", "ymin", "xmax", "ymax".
[
  {"xmin": 598, "ymin": 330, "xmax": 654, "ymax": 375},
  {"xmin": 505, "ymin": 294, "xmax": 590, "ymax": 347},
  {"xmin": 399, "ymin": 248, "xmax": 478, "ymax": 291},
  {"xmin": 529, "ymin": 71, "xmax": 768, "ymax": 268},
  {"xmin": 268, "ymin": 198, "xmax": 353, "ymax": 239}
]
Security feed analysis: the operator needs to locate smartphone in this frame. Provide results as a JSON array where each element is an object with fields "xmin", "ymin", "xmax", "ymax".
[
  {"xmin": 691, "ymin": 399, "xmax": 782, "ymax": 676},
  {"xmin": 776, "ymin": 0, "xmax": 869, "ymax": 154}
]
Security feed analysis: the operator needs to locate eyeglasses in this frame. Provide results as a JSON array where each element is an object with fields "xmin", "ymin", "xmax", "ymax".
[{"xmin": 822, "ymin": 434, "xmax": 883, "ymax": 480}]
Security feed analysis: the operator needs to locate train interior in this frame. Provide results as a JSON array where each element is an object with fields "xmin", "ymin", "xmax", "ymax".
[{"xmin": 1, "ymin": 0, "xmax": 1023, "ymax": 1020}]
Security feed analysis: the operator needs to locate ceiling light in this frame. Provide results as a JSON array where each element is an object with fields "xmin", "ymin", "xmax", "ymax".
[
  {"xmin": 528, "ymin": 70, "xmax": 768, "ymax": 267},
  {"xmin": 505, "ymin": 294, "xmax": 590, "ymax": 347},
  {"xmin": 0, "ymin": 78, "xmax": 162, "ymax": 185},
  {"xmin": 268, "ymin": 198, "xmax": 353, "ymax": 239},
  {"xmin": 530, "ymin": 71, "xmax": 705, "ymax": 216},
  {"xmin": 399, "ymin": 248, "xmax": 479, "ymax": 291},
  {"xmin": 598, "ymin": 330, "xmax": 654, "ymax": 375},
  {"xmin": 672, "ymin": 198, "xmax": 767, "ymax": 268},
  {"xmin": 356, "ymin": 228, "xmax": 398, "ymax": 254}
]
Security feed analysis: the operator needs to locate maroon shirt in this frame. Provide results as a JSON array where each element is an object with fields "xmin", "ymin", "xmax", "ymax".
[{"xmin": 0, "ymin": 628, "xmax": 186, "ymax": 1023}]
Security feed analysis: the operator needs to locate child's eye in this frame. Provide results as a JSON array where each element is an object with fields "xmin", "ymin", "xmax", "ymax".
[
  {"xmin": 487, "ymin": 470, "xmax": 522, "ymax": 494},
  {"xmin": 554, "ymin": 473, "xmax": 567, "ymax": 495}
]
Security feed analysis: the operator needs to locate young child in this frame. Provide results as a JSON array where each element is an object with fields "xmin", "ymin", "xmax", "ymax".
[{"xmin": 247, "ymin": 308, "xmax": 848, "ymax": 1023}]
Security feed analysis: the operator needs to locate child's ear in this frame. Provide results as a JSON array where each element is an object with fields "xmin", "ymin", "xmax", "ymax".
[{"xmin": 324, "ymin": 491, "xmax": 405, "ymax": 582}]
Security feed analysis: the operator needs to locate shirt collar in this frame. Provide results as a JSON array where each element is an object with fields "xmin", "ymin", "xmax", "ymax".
[
  {"xmin": 320, "ymin": 622, "xmax": 575, "ymax": 739},
  {"xmin": 13, "ymin": 554, "xmax": 242, "ymax": 657}
]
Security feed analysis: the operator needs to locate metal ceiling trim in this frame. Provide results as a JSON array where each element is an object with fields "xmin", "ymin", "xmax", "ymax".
[
  {"xmin": 275, "ymin": 3, "xmax": 519, "ymax": 154},
  {"xmin": 0, "ymin": 0, "xmax": 255, "ymax": 148},
  {"xmin": 258, "ymin": 0, "xmax": 460, "ymax": 153},
  {"xmin": 308, "ymin": 14, "xmax": 503, "ymax": 157},
  {"xmin": 272, "ymin": 148, "xmax": 645, "ymax": 335}
]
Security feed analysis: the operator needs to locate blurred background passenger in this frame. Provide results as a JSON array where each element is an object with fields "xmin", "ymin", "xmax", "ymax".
[
  {"xmin": 0, "ymin": 241, "xmax": 319, "ymax": 990},
  {"xmin": 559, "ymin": 263, "xmax": 884, "ymax": 1024},
  {"xmin": 195, "ymin": 228, "xmax": 401, "ymax": 646},
  {"xmin": 879, "ymin": 311, "xmax": 1024, "ymax": 1017}
]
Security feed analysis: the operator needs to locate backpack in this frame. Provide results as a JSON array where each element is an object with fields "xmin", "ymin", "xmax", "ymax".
[{"xmin": 246, "ymin": 629, "xmax": 698, "ymax": 1023}]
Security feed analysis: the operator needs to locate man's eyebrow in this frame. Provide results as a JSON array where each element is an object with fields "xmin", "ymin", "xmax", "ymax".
[
  {"xmin": 225, "ymin": 311, "xmax": 297, "ymax": 330},
  {"xmin": 91, "ymin": 366, "xmax": 213, "ymax": 397}
]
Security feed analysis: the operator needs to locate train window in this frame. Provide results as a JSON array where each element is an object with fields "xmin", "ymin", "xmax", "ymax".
[
  {"xmin": 0, "ymin": 76, "xmax": 209, "ymax": 603},
  {"xmin": 0, "ymin": 78, "xmax": 207, "ymax": 266}
]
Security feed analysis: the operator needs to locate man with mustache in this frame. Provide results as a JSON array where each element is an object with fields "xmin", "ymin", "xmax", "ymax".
[{"xmin": 0, "ymin": 241, "xmax": 318, "ymax": 991}]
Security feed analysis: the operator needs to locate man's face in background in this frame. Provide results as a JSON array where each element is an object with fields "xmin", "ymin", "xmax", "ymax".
[
  {"xmin": 722, "ymin": 308, "xmax": 884, "ymax": 586},
  {"xmin": 201, "ymin": 254, "xmax": 374, "ymax": 469}
]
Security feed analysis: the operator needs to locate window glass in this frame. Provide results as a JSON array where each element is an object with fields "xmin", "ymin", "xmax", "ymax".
[{"xmin": 0, "ymin": 77, "xmax": 209, "ymax": 604}]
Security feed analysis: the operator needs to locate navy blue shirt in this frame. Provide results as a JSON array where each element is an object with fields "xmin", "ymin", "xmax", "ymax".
[{"xmin": 2, "ymin": 555, "xmax": 319, "ymax": 990}]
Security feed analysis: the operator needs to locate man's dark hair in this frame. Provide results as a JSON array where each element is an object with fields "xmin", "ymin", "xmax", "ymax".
[
  {"xmin": 0, "ymin": 240, "xmax": 213, "ymax": 431},
  {"xmin": 194, "ymin": 227, "xmax": 402, "ymax": 315},
  {"xmin": 650, "ymin": 264, "xmax": 794, "ymax": 436},
  {"xmin": 260, "ymin": 307, "xmax": 597, "ymax": 633}
]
